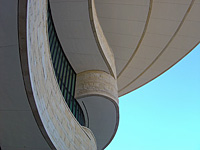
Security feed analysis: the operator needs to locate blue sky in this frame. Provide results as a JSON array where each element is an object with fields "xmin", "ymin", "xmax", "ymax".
[{"xmin": 106, "ymin": 44, "xmax": 200, "ymax": 150}]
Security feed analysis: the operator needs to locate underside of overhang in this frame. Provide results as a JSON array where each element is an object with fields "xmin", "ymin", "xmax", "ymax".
[
  {"xmin": 49, "ymin": 0, "xmax": 113, "ymax": 76},
  {"xmin": 95, "ymin": 0, "xmax": 200, "ymax": 96},
  {"xmin": 77, "ymin": 96, "xmax": 118, "ymax": 150},
  {"xmin": 49, "ymin": 0, "xmax": 200, "ymax": 97},
  {"xmin": 1, "ymin": 0, "xmax": 200, "ymax": 149}
]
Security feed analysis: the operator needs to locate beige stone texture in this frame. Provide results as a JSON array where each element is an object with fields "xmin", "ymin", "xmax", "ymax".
[
  {"xmin": 75, "ymin": 70, "xmax": 119, "ymax": 104},
  {"xmin": 26, "ymin": 0, "xmax": 97, "ymax": 149},
  {"xmin": 89, "ymin": 0, "xmax": 117, "ymax": 79}
]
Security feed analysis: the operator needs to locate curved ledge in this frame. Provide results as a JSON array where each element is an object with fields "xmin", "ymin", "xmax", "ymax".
[
  {"xmin": 75, "ymin": 70, "xmax": 119, "ymax": 149},
  {"xmin": 88, "ymin": 0, "xmax": 117, "ymax": 79},
  {"xmin": 18, "ymin": 0, "xmax": 55, "ymax": 149},
  {"xmin": 21, "ymin": 0, "xmax": 97, "ymax": 149},
  {"xmin": 75, "ymin": 70, "xmax": 118, "ymax": 104}
]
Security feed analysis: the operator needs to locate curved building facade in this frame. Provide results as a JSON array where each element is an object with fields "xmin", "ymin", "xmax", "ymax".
[{"xmin": 0, "ymin": 0, "xmax": 200, "ymax": 150}]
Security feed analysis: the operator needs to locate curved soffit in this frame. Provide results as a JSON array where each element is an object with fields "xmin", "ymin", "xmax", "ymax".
[
  {"xmin": 118, "ymin": 0, "xmax": 200, "ymax": 96},
  {"xmin": 49, "ymin": 0, "xmax": 111, "ymax": 75},
  {"xmin": 95, "ymin": 0, "xmax": 151, "ymax": 75},
  {"xmin": 77, "ymin": 96, "xmax": 118, "ymax": 150},
  {"xmin": 75, "ymin": 70, "xmax": 119, "ymax": 149}
]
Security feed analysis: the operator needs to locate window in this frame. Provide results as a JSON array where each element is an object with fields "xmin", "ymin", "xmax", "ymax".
[{"xmin": 47, "ymin": 4, "xmax": 85, "ymax": 126}]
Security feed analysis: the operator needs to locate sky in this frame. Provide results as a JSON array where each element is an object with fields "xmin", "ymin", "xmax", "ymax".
[{"xmin": 106, "ymin": 44, "xmax": 200, "ymax": 150}]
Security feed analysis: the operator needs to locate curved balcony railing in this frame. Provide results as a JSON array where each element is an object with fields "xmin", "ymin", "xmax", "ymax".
[{"xmin": 47, "ymin": 3, "xmax": 85, "ymax": 126}]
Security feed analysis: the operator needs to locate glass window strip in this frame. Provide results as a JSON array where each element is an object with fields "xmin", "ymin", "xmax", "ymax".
[
  {"xmin": 48, "ymin": 22, "xmax": 53, "ymax": 35},
  {"xmin": 50, "ymin": 35, "xmax": 57, "ymax": 52},
  {"xmin": 50, "ymin": 37, "xmax": 56, "ymax": 53},
  {"xmin": 57, "ymin": 55, "xmax": 64, "ymax": 79},
  {"xmin": 64, "ymin": 89, "xmax": 67, "ymax": 99},
  {"xmin": 54, "ymin": 47, "xmax": 61, "ymax": 71},
  {"xmin": 51, "ymin": 41, "xmax": 58, "ymax": 61},
  {"xmin": 63, "ymin": 64, "xmax": 69, "ymax": 87},
  {"xmin": 47, "ymin": 3, "xmax": 85, "ymax": 126},
  {"xmin": 62, "ymin": 63, "xmax": 67, "ymax": 84},
  {"xmin": 55, "ymin": 48, "xmax": 62, "ymax": 73},
  {"xmin": 68, "ymin": 70, "xmax": 72, "ymax": 94},
  {"xmin": 60, "ymin": 59, "xmax": 65, "ymax": 85},
  {"xmin": 65, "ymin": 67, "xmax": 70, "ymax": 93},
  {"xmin": 52, "ymin": 45, "xmax": 59, "ymax": 65},
  {"xmin": 57, "ymin": 54, "xmax": 63, "ymax": 76},
  {"xmin": 49, "ymin": 29, "xmax": 55, "ymax": 45},
  {"xmin": 71, "ymin": 73, "xmax": 76, "ymax": 97}
]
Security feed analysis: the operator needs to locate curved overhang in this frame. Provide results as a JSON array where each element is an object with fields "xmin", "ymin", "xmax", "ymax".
[
  {"xmin": 95, "ymin": 0, "xmax": 200, "ymax": 96},
  {"xmin": 1, "ymin": 0, "xmax": 200, "ymax": 149},
  {"xmin": 47, "ymin": 0, "xmax": 200, "ymax": 97},
  {"xmin": 49, "ymin": 0, "xmax": 116, "ymax": 78},
  {"xmin": 95, "ymin": 0, "xmax": 151, "ymax": 76}
]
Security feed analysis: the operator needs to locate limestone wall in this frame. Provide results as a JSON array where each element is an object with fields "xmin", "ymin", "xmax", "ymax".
[
  {"xmin": 75, "ymin": 70, "xmax": 118, "ymax": 104},
  {"xmin": 75, "ymin": 70, "xmax": 119, "ymax": 149},
  {"xmin": 88, "ymin": 0, "xmax": 117, "ymax": 79},
  {"xmin": 26, "ymin": 0, "xmax": 97, "ymax": 149}
]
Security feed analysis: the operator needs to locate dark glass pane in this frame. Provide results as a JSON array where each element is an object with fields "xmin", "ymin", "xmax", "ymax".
[
  {"xmin": 73, "ymin": 100, "xmax": 76, "ymax": 115},
  {"xmin": 68, "ymin": 70, "xmax": 72, "ymax": 93},
  {"xmin": 64, "ymin": 89, "xmax": 67, "ymax": 99},
  {"xmin": 70, "ymin": 98, "xmax": 73, "ymax": 110},
  {"xmin": 47, "ymin": 3, "xmax": 85, "ymax": 126}
]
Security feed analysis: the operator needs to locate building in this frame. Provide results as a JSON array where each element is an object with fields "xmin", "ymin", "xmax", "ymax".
[{"xmin": 0, "ymin": 0, "xmax": 200, "ymax": 149}]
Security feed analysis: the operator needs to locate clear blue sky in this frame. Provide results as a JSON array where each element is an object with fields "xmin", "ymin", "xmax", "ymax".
[{"xmin": 106, "ymin": 44, "xmax": 200, "ymax": 150}]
